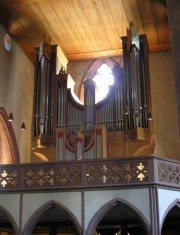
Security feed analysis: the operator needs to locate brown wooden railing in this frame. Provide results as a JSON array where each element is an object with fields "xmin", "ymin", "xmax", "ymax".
[{"xmin": 0, "ymin": 156, "xmax": 179, "ymax": 191}]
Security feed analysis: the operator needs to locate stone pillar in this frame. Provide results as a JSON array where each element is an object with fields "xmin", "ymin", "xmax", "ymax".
[{"xmin": 166, "ymin": 0, "xmax": 180, "ymax": 131}]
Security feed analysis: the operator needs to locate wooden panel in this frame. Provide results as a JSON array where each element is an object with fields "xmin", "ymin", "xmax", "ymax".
[
  {"xmin": 92, "ymin": 0, "xmax": 120, "ymax": 49},
  {"xmin": 78, "ymin": 0, "xmax": 111, "ymax": 50},
  {"xmin": 108, "ymin": 0, "xmax": 129, "ymax": 37},
  {"xmin": 53, "ymin": 0, "xmax": 88, "ymax": 53},
  {"xmin": 63, "ymin": 0, "xmax": 99, "ymax": 52},
  {"xmin": 66, "ymin": 48, "xmax": 123, "ymax": 62},
  {"xmin": 32, "ymin": 0, "xmax": 70, "ymax": 53},
  {"xmin": 137, "ymin": 0, "xmax": 159, "ymax": 44},
  {"xmin": 0, "ymin": 0, "xmax": 171, "ymax": 62},
  {"xmin": 152, "ymin": 0, "xmax": 169, "ymax": 44},
  {"xmin": 122, "ymin": 0, "xmax": 144, "ymax": 34},
  {"xmin": 1, "ymin": 0, "xmax": 45, "ymax": 4}
]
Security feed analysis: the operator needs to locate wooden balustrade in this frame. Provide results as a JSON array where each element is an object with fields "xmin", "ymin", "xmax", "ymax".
[{"xmin": 0, "ymin": 156, "xmax": 179, "ymax": 192}]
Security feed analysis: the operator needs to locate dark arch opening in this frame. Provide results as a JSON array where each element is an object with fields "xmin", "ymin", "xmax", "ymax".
[
  {"xmin": 0, "ymin": 206, "xmax": 19, "ymax": 235},
  {"xmin": 161, "ymin": 200, "xmax": 180, "ymax": 235},
  {"xmin": 86, "ymin": 198, "xmax": 150, "ymax": 235},
  {"xmin": 23, "ymin": 200, "xmax": 82, "ymax": 235}
]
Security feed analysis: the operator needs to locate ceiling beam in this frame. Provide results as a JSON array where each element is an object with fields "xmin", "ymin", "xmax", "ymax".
[
  {"xmin": 66, "ymin": 49, "xmax": 123, "ymax": 62},
  {"xmin": 1, "ymin": 0, "xmax": 45, "ymax": 6},
  {"xmin": 65, "ymin": 43, "xmax": 171, "ymax": 62}
]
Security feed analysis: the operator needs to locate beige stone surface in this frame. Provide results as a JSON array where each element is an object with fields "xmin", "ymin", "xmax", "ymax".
[
  {"xmin": 150, "ymin": 51, "xmax": 180, "ymax": 160},
  {"xmin": 0, "ymin": 25, "xmax": 34, "ymax": 163}
]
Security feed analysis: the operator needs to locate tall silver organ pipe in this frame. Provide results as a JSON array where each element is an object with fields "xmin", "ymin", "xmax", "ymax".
[
  {"xmin": 113, "ymin": 62, "xmax": 124, "ymax": 131},
  {"xmin": 34, "ymin": 49, "xmax": 41, "ymax": 136},
  {"xmin": 49, "ymin": 46, "xmax": 57, "ymax": 136},
  {"xmin": 84, "ymin": 79, "xmax": 95, "ymax": 133},
  {"xmin": 96, "ymin": 97, "xmax": 114, "ymax": 131},
  {"xmin": 57, "ymin": 68, "xmax": 84, "ymax": 134},
  {"xmin": 121, "ymin": 32, "xmax": 151, "ymax": 132},
  {"xmin": 33, "ymin": 45, "xmax": 57, "ymax": 140}
]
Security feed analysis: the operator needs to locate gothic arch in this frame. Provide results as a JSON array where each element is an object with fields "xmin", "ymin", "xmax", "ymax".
[
  {"xmin": 160, "ymin": 198, "xmax": 180, "ymax": 233},
  {"xmin": 86, "ymin": 197, "xmax": 150, "ymax": 235},
  {"xmin": 0, "ymin": 107, "xmax": 20, "ymax": 164},
  {"xmin": 22, "ymin": 199, "xmax": 82, "ymax": 235},
  {"xmin": 0, "ymin": 205, "xmax": 19, "ymax": 235},
  {"xmin": 78, "ymin": 58, "xmax": 116, "ymax": 102}
]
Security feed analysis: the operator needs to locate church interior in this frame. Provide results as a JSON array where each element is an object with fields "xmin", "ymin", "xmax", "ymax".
[{"xmin": 0, "ymin": 0, "xmax": 179, "ymax": 235}]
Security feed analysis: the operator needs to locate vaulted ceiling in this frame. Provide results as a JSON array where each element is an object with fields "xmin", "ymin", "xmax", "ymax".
[{"xmin": 0, "ymin": 0, "xmax": 170, "ymax": 63}]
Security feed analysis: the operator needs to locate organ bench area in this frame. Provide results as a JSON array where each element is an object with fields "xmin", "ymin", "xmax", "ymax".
[{"xmin": 33, "ymin": 27, "xmax": 154, "ymax": 162}]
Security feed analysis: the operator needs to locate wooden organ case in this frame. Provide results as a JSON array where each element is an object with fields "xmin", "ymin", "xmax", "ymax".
[{"xmin": 32, "ymin": 25, "xmax": 154, "ymax": 162}]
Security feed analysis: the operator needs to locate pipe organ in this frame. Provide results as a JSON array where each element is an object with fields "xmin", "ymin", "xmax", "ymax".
[{"xmin": 33, "ymin": 24, "xmax": 154, "ymax": 161}]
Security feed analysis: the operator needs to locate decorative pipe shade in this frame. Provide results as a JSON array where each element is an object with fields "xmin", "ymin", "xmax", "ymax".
[
  {"xmin": 8, "ymin": 112, "xmax": 14, "ymax": 122},
  {"xmin": 21, "ymin": 122, "xmax": 26, "ymax": 130}
]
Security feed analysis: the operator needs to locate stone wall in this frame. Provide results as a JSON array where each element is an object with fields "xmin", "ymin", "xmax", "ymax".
[
  {"xmin": 0, "ymin": 24, "xmax": 34, "ymax": 163},
  {"xmin": 150, "ymin": 51, "xmax": 180, "ymax": 160}
]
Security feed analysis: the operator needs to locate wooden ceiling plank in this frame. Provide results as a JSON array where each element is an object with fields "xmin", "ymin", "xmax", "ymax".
[
  {"xmin": 73, "ymin": 0, "xmax": 102, "ymax": 51},
  {"xmin": 0, "ymin": 0, "xmax": 171, "ymax": 62},
  {"xmin": 30, "ymin": 0, "xmax": 69, "ymax": 53},
  {"xmin": 66, "ymin": 42, "xmax": 171, "ymax": 61},
  {"xmin": 66, "ymin": 48, "xmax": 123, "ymax": 61},
  {"xmin": 63, "ymin": 0, "xmax": 94, "ymax": 52},
  {"xmin": 151, "ymin": 0, "xmax": 169, "ymax": 44},
  {"xmin": 13, "ymin": 5, "xmax": 41, "ymax": 43},
  {"xmin": 78, "ymin": 0, "xmax": 110, "ymax": 51},
  {"xmin": 137, "ymin": 0, "xmax": 159, "ymax": 44},
  {"xmin": 122, "ymin": 0, "xmax": 144, "ymax": 34},
  {"xmin": 51, "ymin": 0, "xmax": 87, "ymax": 53},
  {"xmin": 1, "ymin": 0, "xmax": 46, "ymax": 6},
  {"xmin": 108, "ymin": 0, "xmax": 129, "ymax": 42},
  {"xmin": 2, "ymin": 4, "xmax": 38, "ymax": 53},
  {"xmin": 149, "ymin": 43, "xmax": 170, "ymax": 52},
  {"xmin": 93, "ymin": 0, "xmax": 121, "ymax": 49}
]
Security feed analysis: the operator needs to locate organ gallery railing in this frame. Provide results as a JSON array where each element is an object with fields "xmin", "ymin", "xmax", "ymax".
[{"xmin": 0, "ymin": 156, "xmax": 179, "ymax": 191}]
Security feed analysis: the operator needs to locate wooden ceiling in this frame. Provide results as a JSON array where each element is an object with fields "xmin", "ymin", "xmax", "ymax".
[{"xmin": 0, "ymin": 0, "xmax": 170, "ymax": 63}]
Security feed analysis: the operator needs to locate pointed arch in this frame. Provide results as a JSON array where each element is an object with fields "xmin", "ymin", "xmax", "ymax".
[
  {"xmin": 22, "ymin": 199, "xmax": 82, "ymax": 235},
  {"xmin": 86, "ymin": 197, "xmax": 150, "ymax": 235},
  {"xmin": 0, "ymin": 205, "xmax": 19, "ymax": 235},
  {"xmin": 160, "ymin": 198, "xmax": 180, "ymax": 233},
  {"xmin": 0, "ymin": 107, "xmax": 20, "ymax": 164},
  {"xmin": 78, "ymin": 58, "xmax": 116, "ymax": 102}
]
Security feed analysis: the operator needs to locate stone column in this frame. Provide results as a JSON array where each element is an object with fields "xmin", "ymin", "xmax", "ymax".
[{"xmin": 166, "ymin": 0, "xmax": 180, "ymax": 131}]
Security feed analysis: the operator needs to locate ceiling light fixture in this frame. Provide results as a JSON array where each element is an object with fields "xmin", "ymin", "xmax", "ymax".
[{"xmin": 8, "ymin": 112, "xmax": 14, "ymax": 122}]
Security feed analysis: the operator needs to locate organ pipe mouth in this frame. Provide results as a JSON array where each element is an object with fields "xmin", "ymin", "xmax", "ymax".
[
  {"xmin": 148, "ymin": 112, "xmax": 152, "ymax": 120},
  {"xmin": 124, "ymin": 106, "xmax": 129, "ymax": 115}
]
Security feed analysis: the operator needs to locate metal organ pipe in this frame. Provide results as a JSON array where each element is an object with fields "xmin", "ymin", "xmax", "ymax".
[
  {"xmin": 34, "ymin": 51, "xmax": 41, "ymax": 136},
  {"xmin": 45, "ymin": 60, "xmax": 50, "ymax": 135},
  {"xmin": 39, "ymin": 55, "xmax": 48, "ymax": 135}
]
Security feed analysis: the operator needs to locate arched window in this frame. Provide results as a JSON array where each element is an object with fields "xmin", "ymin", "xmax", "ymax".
[
  {"xmin": 78, "ymin": 58, "xmax": 116, "ymax": 104},
  {"xmin": 92, "ymin": 63, "xmax": 114, "ymax": 103}
]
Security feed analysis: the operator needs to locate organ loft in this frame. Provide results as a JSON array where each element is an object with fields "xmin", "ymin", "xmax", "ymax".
[{"xmin": 32, "ymin": 23, "xmax": 154, "ymax": 162}]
